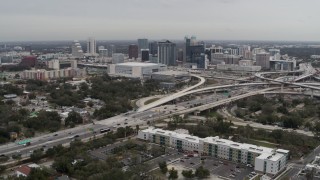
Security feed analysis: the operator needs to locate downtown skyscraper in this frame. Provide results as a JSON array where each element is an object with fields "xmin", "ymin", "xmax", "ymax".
[
  {"xmin": 87, "ymin": 37, "xmax": 96, "ymax": 55},
  {"xmin": 158, "ymin": 40, "xmax": 176, "ymax": 66}
]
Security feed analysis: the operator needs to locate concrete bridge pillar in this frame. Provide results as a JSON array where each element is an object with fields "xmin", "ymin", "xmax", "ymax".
[{"xmin": 281, "ymin": 84, "xmax": 284, "ymax": 92}]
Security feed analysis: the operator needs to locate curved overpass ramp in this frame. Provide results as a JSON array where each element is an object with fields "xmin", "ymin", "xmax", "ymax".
[
  {"xmin": 137, "ymin": 74, "xmax": 205, "ymax": 112},
  {"xmin": 255, "ymin": 72, "xmax": 320, "ymax": 91}
]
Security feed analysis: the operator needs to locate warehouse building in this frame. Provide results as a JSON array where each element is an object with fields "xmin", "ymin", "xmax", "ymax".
[{"xmin": 138, "ymin": 128, "xmax": 289, "ymax": 176}]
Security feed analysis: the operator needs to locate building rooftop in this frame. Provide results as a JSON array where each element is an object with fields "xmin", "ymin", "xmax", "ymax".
[
  {"xmin": 203, "ymin": 137, "xmax": 274, "ymax": 154},
  {"xmin": 268, "ymin": 153, "xmax": 284, "ymax": 161},
  {"xmin": 15, "ymin": 165, "xmax": 31, "ymax": 176},
  {"xmin": 276, "ymin": 149, "xmax": 290, "ymax": 154},
  {"xmin": 117, "ymin": 62, "xmax": 160, "ymax": 67}
]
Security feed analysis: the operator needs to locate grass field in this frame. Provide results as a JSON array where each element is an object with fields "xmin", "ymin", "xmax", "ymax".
[{"xmin": 144, "ymin": 98, "xmax": 160, "ymax": 105}]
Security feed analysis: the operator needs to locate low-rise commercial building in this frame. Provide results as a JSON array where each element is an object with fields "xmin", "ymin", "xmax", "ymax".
[
  {"xmin": 108, "ymin": 62, "xmax": 167, "ymax": 78},
  {"xmin": 138, "ymin": 128, "xmax": 288, "ymax": 176}
]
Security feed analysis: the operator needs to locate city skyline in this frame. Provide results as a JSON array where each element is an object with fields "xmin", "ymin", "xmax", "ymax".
[{"xmin": 0, "ymin": 0, "xmax": 320, "ymax": 41}]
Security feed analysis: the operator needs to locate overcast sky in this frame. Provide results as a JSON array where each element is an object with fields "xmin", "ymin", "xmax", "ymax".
[{"xmin": 0, "ymin": 0, "xmax": 319, "ymax": 41}]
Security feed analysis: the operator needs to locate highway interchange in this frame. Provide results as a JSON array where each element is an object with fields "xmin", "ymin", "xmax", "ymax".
[{"xmin": 1, "ymin": 65, "xmax": 320, "ymax": 179}]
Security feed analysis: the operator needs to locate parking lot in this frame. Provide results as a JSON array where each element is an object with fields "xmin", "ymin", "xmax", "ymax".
[{"xmin": 174, "ymin": 156, "xmax": 254, "ymax": 180}]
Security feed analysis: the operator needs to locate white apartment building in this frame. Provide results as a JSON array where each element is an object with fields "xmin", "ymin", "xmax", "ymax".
[{"xmin": 138, "ymin": 128, "xmax": 289, "ymax": 176}]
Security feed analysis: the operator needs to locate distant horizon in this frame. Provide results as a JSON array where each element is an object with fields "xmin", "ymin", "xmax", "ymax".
[
  {"xmin": 1, "ymin": 0, "xmax": 320, "ymax": 42},
  {"xmin": 1, "ymin": 38, "xmax": 320, "ymax": 44}
]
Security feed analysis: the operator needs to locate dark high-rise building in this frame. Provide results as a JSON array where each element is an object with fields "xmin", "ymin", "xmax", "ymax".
[
  {"xmin": 138, "ymin": 38, "xmax": 148, "ymax": 56},
  {"xmin": 141, "ymin": 49, "xmax": 149, "ymax": 61},
  {"xmin": 158, "ymin": 40, "xmax": 176, "ymax": 66},
  {"xmin": 149, "ymin": 41, "xmax": 158, "ymax": 56},
  {"xmin": 20, "ymin": 56, "xmax": 37, "ymax": 67},
  {"xmin": 184, "ymin": 36, "xmax": 205, "ymax": 67},
  {"xmin": 24, "ymin": 46, "xmax": 32, "ymax": 53},
  {"xmin": 177, "ymin": 49, "xmax": 184, "ymax": 62},
  {"xmin": 128, "ymin": 44, "xmax": 138, "ymax": 59}
]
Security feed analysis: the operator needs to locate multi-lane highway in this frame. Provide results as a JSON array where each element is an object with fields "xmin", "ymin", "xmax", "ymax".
[{"xmin": 0, "ymin": 124, "xmax": 112, "ymax": 158}]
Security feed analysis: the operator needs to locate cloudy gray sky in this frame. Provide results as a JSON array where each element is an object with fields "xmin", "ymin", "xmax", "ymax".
[{"xmin": 0, "ymin": 0, "xmax": 319, "ymax": 41}]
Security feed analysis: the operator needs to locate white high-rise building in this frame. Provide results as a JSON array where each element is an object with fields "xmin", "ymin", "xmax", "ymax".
[
  {"xmin": 238, "ymin": 45, "xmax": 251, "ymax": 57},
  {"xmin": 87, "ymin": 37, "xmax": 97, "ymax": 56},
  {"xmin": 71, "ymin": 40, "xmax": 84, "ymax": 58},
  {"xmin": 98, "ymin": 46, "xmax": 105, "ymax": 51},
  {"xmin": 112, "ymin": 53, "xmax": 125, "ymax": 64},
  {"xmin": 99, "ymin": 49, "xmax": 108, "ymax": 58}
]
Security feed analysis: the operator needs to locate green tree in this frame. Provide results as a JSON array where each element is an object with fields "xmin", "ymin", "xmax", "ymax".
[
  {"xmin": 87, "ymin": 101, "xmax": 94, "ymax": 107},
  {"xmin": 195, "ymin": 166, "xmax": 210, "ymax": 178},
  {"xmin": 28, "ymin": 93, "xmax": 36, "ymax": 99},
  {"xmin": 158, "ymin": 161, "xmax": 168, "ymax": 174},
  {"xmin": 30, "ymin": 149, "xmax": 44, "ymax": 162},
  {"xmin": 52, "ymin": 156, "xmax": 74, "ymax": 174},
  {"xmin": 168, "ymin": 167, "xmax": 178, "ymax": 179},
  {"xmin": 0, "ymin": 165, "xmax": 6, "ymax": 174},
  {"xmin": 182, "ymin": 169, "xmax": 194, "ymax": 178},
  {"xmin": 65, "ymin": 111, "xmax": 83, "ymax": 127},
  {"xmin": 26, "ymin": 168, "xmax": 50, "ymax": 180}
]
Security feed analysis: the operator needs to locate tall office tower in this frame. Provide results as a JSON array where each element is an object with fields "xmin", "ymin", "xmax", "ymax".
[
  {"xmin": 141, "ymin": 49, "xmax": 149, "ymax": 61},
  {"xmin": 225, "ymin": 48, "xmax": 238, "ymax": 55},
  {"xmin": 99, "ymin": 49, "xmax": 108, "ymax": 58},
  {"xmin": 138, "ymin": 38, "xmax": 148, "ymax": 56},
  {"xmin": 48, "ymin": 59, "xmax": 60, "ymax": 70},
  {"xmin": 269, "ymin": 49, "xmax": 280, "ymax": 56},
  {"xmin": 238, "ymin": 45, "xmax": 251, "ymax": 57},
  {"xmin": 269, "ymin": 49, "xmax": 281, "ymax": 60},
  {"xmin": 223, "ymin": 55, "xmax": 240, "ymax": 64},
  {"xmin": 256, "ymin": 53, "xmax": 270, "ymax": 69},
  {"xmin": 112, "ymin": 53, "xmax": 125, "ymax": 64},
  {"xmin": 184, "ymin": 36, "xmax": 205, "ymax": 67},
  {"xmin": 98, "ymin": 46, "xmax": 105, "ymax": 51},
  {"xmin": 149, "ymin": 41, "xmax": 158, "ymax": 56},
  {"xmin": 158, "ymin": 40, "xmax": 176, "ymax": 66},
  {"xmin": 87, "ymin": 37, "xmax": 96, "ymax": 55},
  {"xmin": 244, "ymin": 50, "xmax": 252, "ymax": 59},
  {"xmin": 177, "ymin": 49, "xmax": 184, "ymax": 62},
  {"xmin": 128, "ymin": 44, "xmax": 139, "ymax": 59},
  {"xmin": 252, "ymin": 48, "xmax": 265, "ymax": 55},
  {"xmin": 210, "ymin": 46, "xmax": 223, "ymax": 53},
  {"xmin": 108, "ymin": 45, "xmax": 115, "ymax": 57},
  {"xmin": 71, "ymin": 40, "xmax": 84, "ymax": 58}
]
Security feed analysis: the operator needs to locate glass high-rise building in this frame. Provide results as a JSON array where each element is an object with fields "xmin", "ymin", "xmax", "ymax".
[
  {"xmin": 149, "ymin": 41, "xmax": 158, "ymax": 56},
  {"xmin": 138, "ymin": 38, "xmax": 148, "ymax": 55}
]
